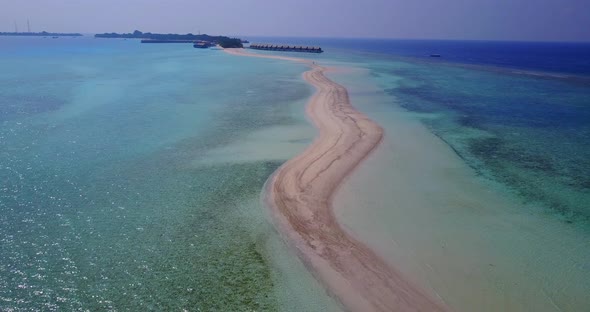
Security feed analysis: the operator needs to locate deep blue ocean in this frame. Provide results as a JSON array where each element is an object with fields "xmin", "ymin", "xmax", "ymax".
[{"xmin": 249, "ymin": 37, "xmax": 590, "ymax": 76}]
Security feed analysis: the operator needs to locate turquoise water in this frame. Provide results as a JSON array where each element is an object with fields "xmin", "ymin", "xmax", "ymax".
[
  {"xmin": 307, "ymin": 44, "xmax": 590, "ymax": 310},
  {"xmin": 252, "ymin": 39, "xmax": 590, "ymax": 224},
  {"xmin": 247, "ymin": 38, "xmax": 590, "ymax": 309},
  {"xmin": 2, "ymin": 36, "xmax": 590, "ymax": 311},
  {"xmin": 365, "ymin": 58, "xmax": 590, "ymax": 224},
  {"xmin": 0, "ymin": 37, "xmax": 330, "ymax": 311}
]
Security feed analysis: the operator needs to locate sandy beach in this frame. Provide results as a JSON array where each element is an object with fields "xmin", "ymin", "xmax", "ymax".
[{"xmin": 225, "ymin": 48, "xmax": 448, "ymax": 311}]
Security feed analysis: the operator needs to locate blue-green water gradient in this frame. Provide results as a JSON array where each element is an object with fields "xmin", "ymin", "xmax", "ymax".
[{"xmin": 0, "ymin": 37, "xmax": 316, "ymax": 311}]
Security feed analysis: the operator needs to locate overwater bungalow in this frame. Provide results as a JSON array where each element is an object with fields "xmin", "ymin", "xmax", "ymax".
[{"xmin": 248, "ymin": 43, "xmax": 324, "ymax": 53}]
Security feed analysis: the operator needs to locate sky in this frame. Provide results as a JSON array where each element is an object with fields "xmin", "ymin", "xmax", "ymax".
[{"xmin": 2, "ymin": 0, "xmax": 590, "ymax": 41}]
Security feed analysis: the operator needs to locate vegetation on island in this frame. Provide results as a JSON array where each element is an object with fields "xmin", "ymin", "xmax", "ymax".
[
  {"xmin": 95, "ymin": 30, "xmax": 243, "ymax": 48},
  {"xmin": 215, "ymin": 37, "xmax": 244, "ymax": 49},
  {"xmin": 0, "ymin": 31, "xmax": 83, "ymax": 37}
]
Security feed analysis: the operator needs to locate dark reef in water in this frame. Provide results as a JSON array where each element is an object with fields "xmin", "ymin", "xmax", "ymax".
[{"xmin": 383, "ymin": 66, "xmax": 590, "ymax": 224}]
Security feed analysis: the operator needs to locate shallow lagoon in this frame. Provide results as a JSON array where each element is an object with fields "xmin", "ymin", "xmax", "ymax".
[{"xmin": 0, "ymin": 37, "xmax": 338, "ymax": 311}]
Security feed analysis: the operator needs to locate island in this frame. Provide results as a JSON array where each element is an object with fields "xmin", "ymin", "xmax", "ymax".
[
  {"xmin": 0, "ymin": 31, "xmax": 83, "ymax": 37},
  {"xmin": 95, "ymin": 30, "xmax": 243, "ymax": 48}
]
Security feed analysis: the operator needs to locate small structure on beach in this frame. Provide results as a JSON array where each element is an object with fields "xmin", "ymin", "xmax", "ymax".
[{"xmin": 249, "ymin": 43, "xmax": 323, "ymax": 53}]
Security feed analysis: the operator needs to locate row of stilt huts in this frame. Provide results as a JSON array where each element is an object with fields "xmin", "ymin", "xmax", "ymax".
[{"xmin": 249, "ymin": 43, "xmax": 323, "ymax": 53}]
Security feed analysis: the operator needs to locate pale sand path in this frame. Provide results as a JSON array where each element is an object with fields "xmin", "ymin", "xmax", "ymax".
[{"xmin": 225, "ymin": 48, "xmax": 449, "ymax": 312}]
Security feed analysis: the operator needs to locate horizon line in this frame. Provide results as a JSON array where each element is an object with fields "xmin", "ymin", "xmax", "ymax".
[{"xmin": 2, "ymin": 30, "xmax": 589, "ymax": 43}]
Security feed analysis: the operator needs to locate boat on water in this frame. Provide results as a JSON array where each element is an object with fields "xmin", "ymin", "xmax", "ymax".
[
  {"xmin": 430, "ymin": 54, "xmax": 441, "ymax": 57},
  {"xmin": 193, "ymin": 43, "xmax": 209, "ymax": 49},
  {"xmin": 193, "ymin": 40, "xmax": 215, "ymax": 49}
]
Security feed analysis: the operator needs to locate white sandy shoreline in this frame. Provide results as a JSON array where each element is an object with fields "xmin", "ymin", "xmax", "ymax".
[{"xmin": 225, "ymin": 48, "xmax": 449, "ymax": 311}]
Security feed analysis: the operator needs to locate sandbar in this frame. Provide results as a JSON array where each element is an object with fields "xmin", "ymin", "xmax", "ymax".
[{"xmin": 225, "ymin": 48, "xmax": 449, "ymax": 311}]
